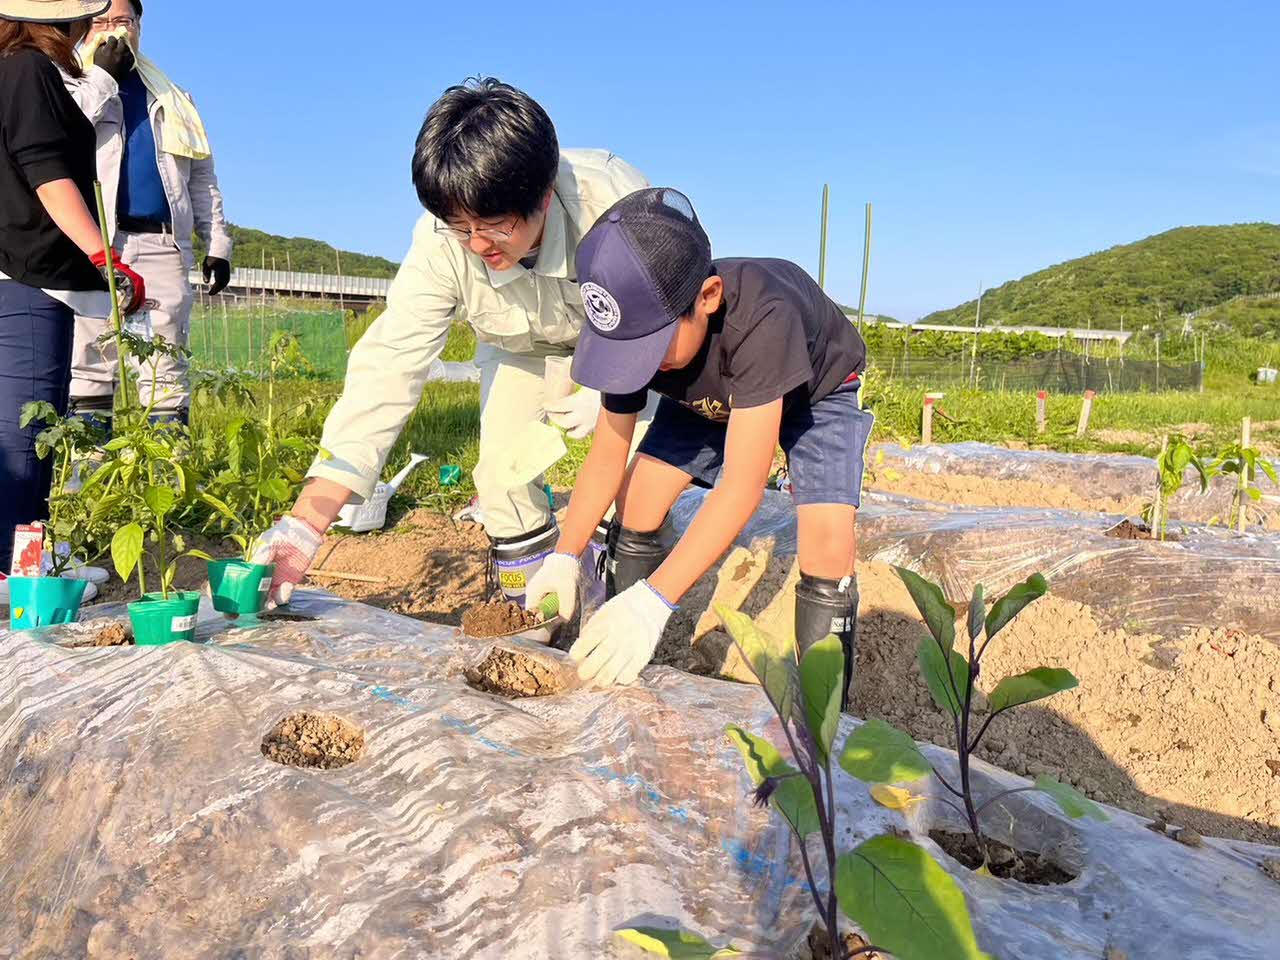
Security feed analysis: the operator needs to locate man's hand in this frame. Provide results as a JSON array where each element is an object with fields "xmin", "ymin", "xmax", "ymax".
[
  {"xmin": 92, "ymin": 35, "xmax": 135, "ymax": 82},
  {"xmin": 250, "ymin": 515, "xmax": 325, "ymax": 609},
  {"xmin": 569, "ymin": 580, "xmax": 674, "ymax": 686},
  {"xmin": 525, "ymin": 552, "xmax": 580, "ymax": 620},
  {"xmin": 203, "ymin": 256, "xmax": 232, "ymax": 296},
  {"xmin": 546, "ymin": 388, "xmax": 602, "ymax": 440},
  {"xmin": 90, "ymin": 250, "xmax": 146, "ymax": 315}
]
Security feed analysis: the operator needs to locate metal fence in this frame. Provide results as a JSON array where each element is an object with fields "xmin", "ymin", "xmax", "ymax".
[{"xmin": 870, "ymin": 350, "xmax": 1202, "ymax": 393}]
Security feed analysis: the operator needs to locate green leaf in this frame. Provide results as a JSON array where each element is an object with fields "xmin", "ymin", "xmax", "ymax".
[
  {"xmin": 258, "ymin": 477, "xmax": 291, "ymax": 502},
  {"xmin": 839, "ymin": 718, "xmax": 932, "ymax": 784},
  {"xmin": 799, "ymin": 635, "xmax": 843, "ymax": 768},
  {"xmin": 836, "ymin": 835, "xmax": 991, "ymax": 960},
  {"xmin": 614, "ymin": 928, "xmax": 742, "ymax": 959},
  {"xmin": 1260, "ymin": 459, "xmax": 1278, "ymax": 486},
  {"xmin": 967, "ymin": 583, "xmax": 985, "ymax": 642},
  {"xmin": 1035, "ymin": 775, "xmax": 1109, "ymax": 821},
  {"xmin": 111, "ymin": 523, "xmax": 144, "ymax": 582},
  {"xmin": 143, "ymin": 485, "xmax": 176, "ymax": 518},
  {"xmin": 724, "ymin": 725, "xmax": 819, "ymax": 837},
  {"xmin": 984, "ymin": 573, "xmax": 1048, "ymax": 641},
  {"xmin": 987, "ymin": 667, "xmax": 1078, "ymax": 714},
  {"xmin": 103, "ymin": 436, "xmax": 131, "ymax": 452},
  {"xmin": 894, "ymin": 566, "xmax": 956, "ymax": 651},
  {"xmin": 918, "ymin": 635, "xmax": 970, "ymax": 717},
  {"xmin": 716, "ymin": 605, "xmax": 799, "ymax": 721}
]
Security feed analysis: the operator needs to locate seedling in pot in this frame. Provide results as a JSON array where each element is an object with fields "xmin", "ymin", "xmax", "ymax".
[
  {"xmin": 620, "ymin": 607, "xmax": 990, "ymax": 960},
  {"xmin": 841, "ymin": 569, "xmax": 1107, "ymax": 877},
  {"xmin": 1141, "ymin": 434, "xmax": 1210, "ymax": 541}
]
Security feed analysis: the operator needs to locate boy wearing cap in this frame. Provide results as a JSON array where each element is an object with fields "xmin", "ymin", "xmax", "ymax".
[{"xmin": 526, "ymin": 188, "xmax": 872, "ymax": 701}]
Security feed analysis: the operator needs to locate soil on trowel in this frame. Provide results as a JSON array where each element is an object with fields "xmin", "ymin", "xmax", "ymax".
[
  {"xmin": 58, "ymin": 619, "xmax": 132, "ymax": 648},
  {"xmin": 260, "ymin": 712, "xmax": 365, "ymax": 770},
  {"xmin": 465, "ymin": 647, "xmax": 567, "ymax": 699},
  {"xmin": 930, "ymin": 829, "xmax": 1077, "ymax": 885},
  {"xmin": 461, "ymin": 601, "xmax": 543, "ymax": 638}
]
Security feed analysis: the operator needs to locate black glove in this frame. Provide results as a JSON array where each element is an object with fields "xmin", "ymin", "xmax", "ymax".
[
  {"xmin": 203, "ymin": 256, "xmax": 232, "ymax": 296},
  {"xmin": 93, "ymin": 36, "xmax": 135, "ymax": 83}
]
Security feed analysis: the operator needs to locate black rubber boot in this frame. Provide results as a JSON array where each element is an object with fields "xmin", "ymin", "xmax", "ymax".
[
  {"xmin": 795, "ymin": 573, "xmax": 860, "ymax": 709},
  {"xmin": 606, "ymin": 521, "xmax": 670, "ymax": 598}
]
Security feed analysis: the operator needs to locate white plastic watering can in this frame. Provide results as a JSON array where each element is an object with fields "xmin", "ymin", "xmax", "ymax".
[{"xmin": 334, "ymin": 453, "xmax": 430, "ymax": 533}]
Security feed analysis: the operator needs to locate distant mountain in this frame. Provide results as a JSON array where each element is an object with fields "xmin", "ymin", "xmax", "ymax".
[
  {"xmin": 194, "ymin": 225, "xmax": 400, "ymax": 279},
  {"xmin": 921, "ymin": 224, "xmax": 1280, "ymax": 333}
]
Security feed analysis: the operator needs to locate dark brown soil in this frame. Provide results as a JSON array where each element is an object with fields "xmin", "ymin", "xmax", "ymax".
[
  {"xmin": 58, "ymin": 619, "xmax": 132, "ymax": 648},
  {"xmin": 257, "ymin": 612, "xmax": 317, "ymax": 623},
  {"xmin": 461, "ymin": 601, "xmax": 543, "ymax": 638},
  {"xmin": 929, "ymin": 829, "xmax": 1077, "ymax": 885},
  {"xmin": 1106, "ymin": 519, "xmax": 1180, "ymax": 542},
  {"xmin": 260, "ymin": 712, "xmax": 365, "ymax": 770},
  {"xmin": 464, "ymin": 647, "xmax": 568, "ymax": 699},
  {"xmin": 807, "ymin": 929, "xmax": 883, "ymax": 960}
]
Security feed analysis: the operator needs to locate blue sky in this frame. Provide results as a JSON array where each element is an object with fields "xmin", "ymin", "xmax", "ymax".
[{"xmin": 141, "ymin": 0, "xmax": 1278, "ymax": 320}]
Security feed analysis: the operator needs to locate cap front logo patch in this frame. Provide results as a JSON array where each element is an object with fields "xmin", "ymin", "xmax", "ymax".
[{"xmin": 581, "ymin": 282, "xmax": 621, "ymax": 332}]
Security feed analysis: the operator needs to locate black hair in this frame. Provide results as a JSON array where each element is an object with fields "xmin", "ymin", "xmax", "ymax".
[
  {"xmin": 131, "ymin": 0, "xmax": 143, "ymax": 15},
  {"xmin": 411, "ymin": 77, "xmax": 559, "ymax": 222}
]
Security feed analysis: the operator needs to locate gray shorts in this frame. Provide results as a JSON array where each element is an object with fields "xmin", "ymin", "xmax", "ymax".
[{"xmin": 635, "ymin": 383, "xmax": 875, "ymax": 507}]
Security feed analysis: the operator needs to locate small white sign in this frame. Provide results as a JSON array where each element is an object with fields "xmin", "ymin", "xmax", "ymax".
[{"xmin": 171, "ymin": 615, "xmax": 196, "ymax": 632}]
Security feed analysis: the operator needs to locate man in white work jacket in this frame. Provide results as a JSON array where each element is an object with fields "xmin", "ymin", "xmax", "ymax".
[
  {"xmin": 67, "ymin": 0, "xmax": 233, "ymax": 424},
  {"xmin": 253, "ymin": 77, "xmax": 650, "ymax": 608}
]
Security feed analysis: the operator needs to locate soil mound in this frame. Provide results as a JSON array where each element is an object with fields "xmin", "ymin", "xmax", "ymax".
[
  {"xmin": 261, "ymin": 712, "xmax": 365, "ymax": 770},
  {"xmin": 465, "ymin": 647, "xmax": 568, "ymax": 698}
]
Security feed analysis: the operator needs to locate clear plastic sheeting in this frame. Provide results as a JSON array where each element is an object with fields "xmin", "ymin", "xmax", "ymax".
[
  {"xmin": 875, "ymin": 441, "xmax": 1280, "ymax": 525},
  {"xmin": 0, "ymin": 595, "xmax": 806, "ymax": 959},
  {"xmin": 671, "ymin": 488, "xmax": 1280, "ymax": 642}
]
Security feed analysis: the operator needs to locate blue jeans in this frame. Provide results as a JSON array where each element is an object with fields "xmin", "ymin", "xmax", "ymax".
[
  {"xmin": 0, "ymin": 281, "xmax": 73, "ymax": 569},
  {"xmin": 636, "ymin": 382, "xmax": 876, "ymax": 507}
]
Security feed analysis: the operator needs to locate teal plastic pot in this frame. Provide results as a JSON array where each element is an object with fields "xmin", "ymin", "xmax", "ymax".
[
  {"xmin": 207, "ymin": 560, "xmax": 275, "ymax": 616},
  {"xmin": 127, "ymin": 591, "xmax": 201, "ymax": 645},
  {"xmin": 8, "ymin": 576, "xmax": 89, "ymax": 631}
]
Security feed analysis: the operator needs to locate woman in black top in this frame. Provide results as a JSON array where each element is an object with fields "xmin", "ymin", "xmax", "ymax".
[{"xmin": 0, "ymin": 0, "xmax": 146, "ymax": 579}]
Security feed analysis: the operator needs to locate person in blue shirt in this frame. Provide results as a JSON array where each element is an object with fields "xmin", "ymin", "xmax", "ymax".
[{"xmin": 67, "ymin": 0, "xmax": 234, "ymax": 425}]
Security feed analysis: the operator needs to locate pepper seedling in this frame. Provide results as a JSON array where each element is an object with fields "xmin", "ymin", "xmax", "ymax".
[{"xmin": 1142, "ymin": 434, "xmax": 1211, "ymax": 540}]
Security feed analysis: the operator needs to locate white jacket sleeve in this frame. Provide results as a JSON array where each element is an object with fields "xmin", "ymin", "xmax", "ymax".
[
  {"xmin": 189, "ymin": 152, "xmax": 233, "ymax": 262},
  {"xmin": 66, "ymin": 65, "xmax": 119, "ymax": 124},
  {"xmin": 307, "ymin": 216, "xmax": 459, "ymax": 499}
]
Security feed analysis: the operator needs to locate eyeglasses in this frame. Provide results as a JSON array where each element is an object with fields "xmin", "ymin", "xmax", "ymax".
[
  {"xmin": 434, "ymin": 220, "xmax": 516, "ymax": 243},
  {"xmin": 92, "ymin": 16, "xmax": 138, "ymax": 28}
]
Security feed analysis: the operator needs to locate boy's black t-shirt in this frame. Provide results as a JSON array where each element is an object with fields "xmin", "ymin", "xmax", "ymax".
[
  {"xmin": 602, "ymin": 258, "xmax": 867, "ymax": 423},
  {"xmin": 0, "ymin": 50, "xmax": 104, "ymax": 292}
]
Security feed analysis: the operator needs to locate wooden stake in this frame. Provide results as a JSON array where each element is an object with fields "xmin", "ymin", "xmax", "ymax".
[
  {"xmin": 1036, "ymin": 390, "xmax": 1047, "ymax": 435},
  {"xmin": 1238, "ymin": 417, "xmax": 1252, "ymax": 533},
  {"xmin": 922, "ymin": 394, "xmax": 940, "ymax": 444},
  {"xmin": 1076, "ymin": 389, "xmax": 1096, "ymax": 437}
]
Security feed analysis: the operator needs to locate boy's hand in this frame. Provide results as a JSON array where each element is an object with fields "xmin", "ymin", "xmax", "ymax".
[
  {"xmin": 545, "ymin": 389, "xmax": 602, "ymax": 440},
  {"xmin": 525, "ymin": 552, "xmax": 580, "ymax": 620},
  {"xmin": 569, "ymin": 581, "xmax": 674, "ymax": 686}
]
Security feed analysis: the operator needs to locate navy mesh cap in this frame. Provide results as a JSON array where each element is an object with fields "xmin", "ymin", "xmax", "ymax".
[{"xmin": 571, "ymin": 188, "xmax": 712, "ymax": 394}]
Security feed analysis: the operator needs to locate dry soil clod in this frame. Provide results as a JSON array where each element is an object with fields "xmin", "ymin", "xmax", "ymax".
[
  {"xmin": 58, "ymin": 619, "xmax": 132, "ymax": 648},
  {"xmin": 1262, "ymin": 858, "xmax": 1280, "ymax": 884},
  {"xmin": 464, "ymin": 647, "xmax": 568, "ymax": 699},
  {"xmin": 260, "ymin": 712, "xmax": 365, "ymax": 770}
]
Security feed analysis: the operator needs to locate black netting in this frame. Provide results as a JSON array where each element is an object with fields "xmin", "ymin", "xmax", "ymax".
[
  {"xmin": 868, "ymin": 351, "xmax": 1202, "ymax": 393},
  {"xmin": 613, "ymin": 188, "xmax": 712, "ymax": 318}
]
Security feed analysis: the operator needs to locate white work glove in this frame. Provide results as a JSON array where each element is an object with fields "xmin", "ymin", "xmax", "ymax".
[
  {"xmin": 525, "ymin": 552, "xmax": 581, "ymax": 620},
  {"xmin": 545, "ymin": 388, "xmax": 602, "ymax": 441},
  {"xmin": 250, "ymin": 515, "xmax": 325, "ymax": 610},
  {"xmin": 569, "ymin": 580, "xmax": 674, "ymax": 687}
]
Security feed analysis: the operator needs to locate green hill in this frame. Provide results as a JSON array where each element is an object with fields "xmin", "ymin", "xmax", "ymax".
[
  {"xmin": 921, "ymin": 223, "xmax": 1280, "ymax": 334},
  {"xmin": 194, "ymin": 225, "xmax": 400, "ymax": 279}
]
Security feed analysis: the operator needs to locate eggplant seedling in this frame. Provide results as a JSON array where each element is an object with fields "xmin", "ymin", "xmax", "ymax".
[
  {"xmin": 1209, "ymin": 441, "xmax": 1278, "ymax": 533},
  {"xmin": 1142, "ymin": 434, "xmax": 1210, "ymax": 540},
  {"xmin": 619, "ymin": 607, "xmax": 990, "ymax": 960},
  {"xmin": 842, "ymin": 569, "xmax": 1107, "ymax": 874}
]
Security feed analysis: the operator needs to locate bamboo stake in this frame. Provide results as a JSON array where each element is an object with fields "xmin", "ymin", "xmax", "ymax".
[
  {"xmin": 922, "ymin": 394, "xmax": 939, "ymax": 445},
  {"xmin": 1238, "ymin": 417, "xmax": 1252, "ymax": 534},
  {"xmin": 856, "ymin": 201, "xmax": 872, "ymax": 332},
  {"xmin": 817, "ymin": 184, "xmax": 829, "ymax": 290}
]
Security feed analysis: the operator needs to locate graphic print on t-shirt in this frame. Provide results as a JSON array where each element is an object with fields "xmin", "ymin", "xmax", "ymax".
[{"xmin": 685, "ymin": 397, "xmax": 729, "ymax": 421}]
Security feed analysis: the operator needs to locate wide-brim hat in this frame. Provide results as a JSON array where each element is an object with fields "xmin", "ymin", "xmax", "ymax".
[{"xmin": 0, "ymin": 0, "xmax": 110, "ymax": 23}]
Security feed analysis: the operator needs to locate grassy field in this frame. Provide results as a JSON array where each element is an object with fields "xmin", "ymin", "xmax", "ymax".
[{"xmin": 187, "ymin": 312, "xmax": 1280, "ymax": 516}]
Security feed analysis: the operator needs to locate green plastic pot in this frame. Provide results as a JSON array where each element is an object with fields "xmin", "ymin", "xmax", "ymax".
[
  {"xmin": 127, "ymin": 591, "xmax": 201, "ymax": 646},
  {"xmin": 8, "ymin": 576, "xmax": 89, "ymax": 631},
  {"xmin": 207, "ymin": 560, "xmax": 275, "ymax": 616}
]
